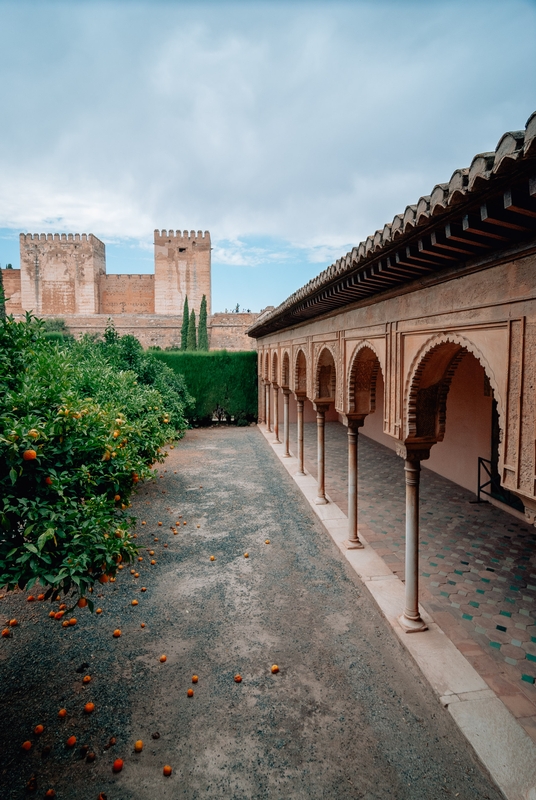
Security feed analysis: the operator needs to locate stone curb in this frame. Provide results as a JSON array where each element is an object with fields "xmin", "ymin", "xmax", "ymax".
[{"xmin": 258, "ymin": 425, "xmax": 536, "ymax": 800}]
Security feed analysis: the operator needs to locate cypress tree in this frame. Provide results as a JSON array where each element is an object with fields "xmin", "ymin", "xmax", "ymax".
[
  {"xmin": 181, "ymin": 296, "xmax": 189, "ymax": 351},
  {"xmin": 198, "ymin": 294, "xmax": 209, "ymax": 351},
  {"xmin": 187, "ymin": 309, "xmax": 197, "ymax": 350},
  {"xmin": 0, "ymin": 268, "xmax": 5, "ymax": 321}
]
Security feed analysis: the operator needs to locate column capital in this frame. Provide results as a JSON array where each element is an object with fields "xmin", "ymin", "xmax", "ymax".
[
  {"xmin": 313, "ymin": 401, "xmax": 331, "ymax": 413},
  {"xmin": 282, "ymin": 387, "xmax": 291, "ymax": 396},
  {"xmin": 396, "ymin": 441, "xmax": 432, "ymax": 462},
  {"xmin": 272, "ymin": 382, "xmax": 279, "ymax": 390},
  {"xmin": 293, "ymin": 391, "xmax": 306, "ymax": 401},
  {"xmin": 342, "ymin": 414, "xmax": 365, "ymax": 430}
]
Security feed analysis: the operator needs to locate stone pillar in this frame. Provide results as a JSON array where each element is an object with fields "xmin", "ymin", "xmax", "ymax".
[
  {"xmin": 345, "ymin": 418, "xmax": 365, "ymax": 549},
  {"xmin": 266, "ymin": 384, "xmax": 271, "ymax": 431},
  {"xmin": 296, "ymin": 397, "xmax": 305, "ymax": 475},
  {"xmin": 314, "ymin": 403, "xmax": 330, "ymax": 505},
  {"xmin": 282, "ymin": 389, "xmax": 290, "ymax": 457},
  {"xmin": 258, "ymin": 378, "xmax": 264, "ymax": 423},
  {"xmin": 273, "ymin": 385, "xmax": 280, "ymax": 442},
  {"xmin": 397, "ymin": 446, "xmax": 430, "ymax": 633}
]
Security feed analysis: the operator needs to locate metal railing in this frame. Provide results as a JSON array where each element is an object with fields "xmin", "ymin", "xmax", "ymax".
[{"xmin": 477, "ymin": 457, "xmax": 524, "ymax": 511}]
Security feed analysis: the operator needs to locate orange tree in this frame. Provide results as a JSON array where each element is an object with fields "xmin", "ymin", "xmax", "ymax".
[{"xmin": 0, "ymin": 315, "xmax": 192, "ymax": 604}]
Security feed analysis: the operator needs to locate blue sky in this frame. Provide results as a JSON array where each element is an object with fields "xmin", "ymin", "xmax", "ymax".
[{"xmin": 1, "ymin": 0, "xmax": 535, "ymax": 312}]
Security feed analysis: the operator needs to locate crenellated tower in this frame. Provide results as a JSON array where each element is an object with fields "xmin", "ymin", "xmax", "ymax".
[
  {"xmin": 153, "ymin": 229, "xmax": 211, "ymax": 316},
  {"xmin": 19, "ymin": 233, "xmax": 105, "ymax": 315}
]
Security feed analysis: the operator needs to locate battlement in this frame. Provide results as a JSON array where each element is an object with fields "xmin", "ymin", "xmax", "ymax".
[
  {"xmin": 20, "ymin": 233, "xmax": 105, "ymax": 246},
  {"xmin": 154, "ymin": 229, "xmax": 210, "ymax": 241}
]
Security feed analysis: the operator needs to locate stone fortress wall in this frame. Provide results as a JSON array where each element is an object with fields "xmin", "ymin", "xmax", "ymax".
[{"xmin": 3, "ymin": 230, "xmax": 256, "ymax": 351}]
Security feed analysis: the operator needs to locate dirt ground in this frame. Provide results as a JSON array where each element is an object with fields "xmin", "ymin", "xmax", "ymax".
[{"xmin": 0, "ymin": 426, "xmax": 505, "ymax": 799}]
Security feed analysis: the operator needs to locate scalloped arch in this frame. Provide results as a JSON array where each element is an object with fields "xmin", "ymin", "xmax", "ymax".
[
  {"xmin": 294, "ymin": 347, "xmax": 308, "ymax": 395},
  {"xmin": 347, "ymin": 341, "xmax": 383, "ymax": 414},
  {"xmin": 314, "ymin": 345, "xmax": 337, "ymax": 400},
  {"xmin": 405, "ymin": 332, "xmax": 503, "ymax": 443},
  {"xmin": 264, "ymin": 351, "xmax": 270, "ymax": 380},
  {"xmin": 271, "ymin": 351, "xmax": 278, "ymax": 384},
  {"xmin": 281, "ymin": 349, "xmax": 291, "ymax": 388}
]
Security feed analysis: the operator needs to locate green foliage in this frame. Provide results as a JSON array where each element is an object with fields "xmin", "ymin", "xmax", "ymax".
[
  {"xmin": 153, "ymin": 350, "xmax": 257, "ymax": 425},
  {"xmin": 198, "ymin": 294, "xmax": 209, "ymax": 351},
  {"xmin": 187, "ymin": 309, "xmax": 197, "ymax": 351},
  {"xmin": 42, "ymin": 318, "xmax": 68, "ymax": 333},
  {"xmin": 0, "ymin": 315, "xmax": 192, "ymax": 601},
  {"xmin": 0, "ymin": 269, "xmax": 5, "ymax": 321},
  {"xmin": 181, "ymin": 296, "xmax": 189, "ymax": 351}
]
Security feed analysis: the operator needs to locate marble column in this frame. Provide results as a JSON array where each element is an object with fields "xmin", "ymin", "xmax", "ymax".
[
  {"xmin": 345, "ymin": 418, "xmax": 364, "ymax": 549},
  {"xmin": 398, "ymin": 447, "xmax": 429, "ymax": 633},
  {"xmin": 314, "ymin": 403, "xmax": 330, "ymax": 505},
  {"xmin": 273, "ymin": 385, "xmax": 280, "ymax": 442},
  {"xmin": 296, "ymin": 397, "xmax": 305, "ymax": 475},
  {"xmin": 283, "ymin": 389, "xmax": 290, "ymax": 457}
]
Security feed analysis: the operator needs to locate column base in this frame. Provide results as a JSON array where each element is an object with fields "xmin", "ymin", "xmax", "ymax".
[
  {"xmin": 274, "ymin": 438, "xmax": 281, "ymax": 444},
  {"xmin": 398, "ymin": 613, "xmax": 428, "ymax": 633},
  {"xmin": 314, "ymin": 496, "xmax": 328, "ymax": 505},
  {"xmin": 296, "ymin": 470, "xmax": 306, "ymax": 476},
  {"xmin": 344, "ymin": 539, "xmax": 364, "ymax": 550},
  {"xmin": 283, "ymin": 453, "xmax": 291, "ymax": 458}
]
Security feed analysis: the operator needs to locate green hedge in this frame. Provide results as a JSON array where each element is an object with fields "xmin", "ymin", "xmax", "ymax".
[{"xmin": 153, "ymin": 350, "xmax": 258, "ymax": 425}]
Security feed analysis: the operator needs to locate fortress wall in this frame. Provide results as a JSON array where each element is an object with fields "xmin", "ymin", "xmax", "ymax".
[
  {"xmin": 35, "ymin": 312, "xmax": 257, "ymax": 351},
  {"xmin": 1, "ymin": 269, "xmax": 22, "ymax": 314},
  {"xmin": 19, "ymin": 234, "xmax": 105, "ymax": 315},
  {"xmin": 209, "ymin": 313, "xmax": 257, "ymax": 351},
  {"xmin": 100, "ymin": 274, "xmax": 155, "ymax": 314},
  {"xmin": 154, "ymin": 230, "xmax": 211, "ymax": 317}
]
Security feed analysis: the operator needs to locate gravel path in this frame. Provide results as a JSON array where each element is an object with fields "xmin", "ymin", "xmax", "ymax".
[{"xmin": 0, "ymin": 426, "xmax": 504, "ymax": 800}]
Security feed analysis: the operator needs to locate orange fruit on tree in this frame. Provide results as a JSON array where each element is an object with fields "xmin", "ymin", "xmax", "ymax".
[
  {"xmin": 113, "ymin": 629, "xmax": 121, "ymax": 638},
  {"xmin": 112, "ymin": 758, "xmax": 123, "ymax": 773},
  {"xmin": 159, "ymin": 655, "xmax": 166, "ymax": 663},
  {"xmin": 234, "ymin": 674, "xmax": 242, "ymax": 683},
  {"xmin": 98, "ymin": 574, "xmax": 109, "ymax": 584},
  {"xmin": 23, "ymin": 449, "xmax": 37, "ymax": 461},
  {"xmin": 187, "ymin": 688, "xmax": 194, "ymax": 697},
  {"xmin": 45, "ymin": 476, "xmax": 53, "ymax": 485},
  {"xmin": 82, "ymin": 675, "xmax": 91, "ymax": 684},
  {"xmin": 192, "ymin": 675, "xmax": 198, "ymax": 683},
  {"xmin": 66, "ymin": 735, "xmax": 77, "ymax": 748},
  {"xmin": 114, "ymin": 494, "xmax": 121, "ymax": 502},
  {"xmin": 84, "ymin": 702, "xmax": 95, "ymax": 714},
  {"xmin": 28, "ymin": 429, "xmax": 39, "ymax": 438},
  {"xmin": 34, "ymin": 724, "xmax": 44, "ymax": 734},
  {"xmin": 163, "ymin": 765, "xmax": 172, "ymax": 776},
  {"xmin": 58, "ymin": 708, "xmax": 67, "ymax": 718},
  {"xmin": 21, "ymin": 740, "xmax": 32, "ymax": 751},
  {"xmin": 134, "ymin": 739, "xmax": 143, "ymax": 752}
]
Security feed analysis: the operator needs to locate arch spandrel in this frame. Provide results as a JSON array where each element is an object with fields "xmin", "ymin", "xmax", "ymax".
[{"xmin": 404, "ymin": 332, "xmax": 504, "ymax": 446}]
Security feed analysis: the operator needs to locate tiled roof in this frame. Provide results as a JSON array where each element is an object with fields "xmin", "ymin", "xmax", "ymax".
[{"xmin": 249, "ymin": 111, "xmax": 536, "ymax": 338}]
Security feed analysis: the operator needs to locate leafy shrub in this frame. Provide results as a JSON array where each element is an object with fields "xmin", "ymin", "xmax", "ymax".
[
  {"xmin": 0, "ymin": 316, "xmax": 191, "ymax": 602},
  {"xmin": 152, "ymin": 350, "xmax": 257, "ymax": 425}
]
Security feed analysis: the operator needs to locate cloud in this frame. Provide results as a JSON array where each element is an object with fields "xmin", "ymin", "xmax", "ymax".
[{"xmin": 0, "ymin": 0, "xmax": 535, "ymax": 308}]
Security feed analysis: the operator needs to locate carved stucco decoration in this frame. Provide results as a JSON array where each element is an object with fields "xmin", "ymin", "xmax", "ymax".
[
  {"xmin": 281, "ymin": 349, "xmax": 291, "ymax": 389},
  {"xmin": 294, "ymin": 347, "xmax": 308, "ymax": 395},
  {"xmin": 404, "ymin": 332, "xmax": 503, "ymax": 445},
  {"xmin": 271, "ymin": 350, "xmax": 279, "ymax": 385}
]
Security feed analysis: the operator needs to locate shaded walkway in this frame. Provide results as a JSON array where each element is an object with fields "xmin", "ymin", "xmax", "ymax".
[{"xmin": 289, "ymin": 421, "xmax": 536, "ymax": 741}]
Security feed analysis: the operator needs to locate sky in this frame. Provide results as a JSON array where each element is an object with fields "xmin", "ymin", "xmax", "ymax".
[{"xmin": 0, "ymin": 0, "xmax": 535, "ymax": 312}]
